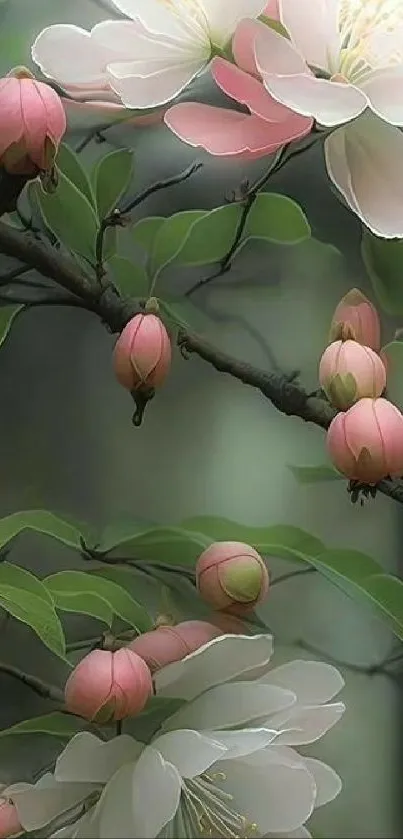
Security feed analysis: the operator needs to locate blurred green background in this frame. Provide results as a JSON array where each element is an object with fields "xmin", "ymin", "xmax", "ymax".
[{"xmin": 0, "ymin": 1, "xmax": 401, "ymax": 836}]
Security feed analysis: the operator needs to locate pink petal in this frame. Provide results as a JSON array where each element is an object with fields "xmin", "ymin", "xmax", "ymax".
[
  {"xmin": 255, "ymin": 22, "xmax": 309, "ymax": 75},
  {"xmin": 34, "ymin": 81, "xmax": 67, "ymax": 145},
  {"xmin": 264, "ymin": 0, "xmax": 280, "ymax": 19},
  {"xmin": 211, "ymin": 57, "xmax": 291, "ymax": 122},
  {"xmin": 164, "ymin": 102, "xmax": 311, "ymax": 157},
  {"xmin": 233, "ymin": 18, "xmax": 269, "ymax": 75},
  {"xmin": 0, "ymin": 78, "xmax": 23, "ymax": 155}
]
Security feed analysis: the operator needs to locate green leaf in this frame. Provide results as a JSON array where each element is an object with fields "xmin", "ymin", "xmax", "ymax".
[
  {"xmin": 0, "ymin": 510, "xmax": 85, "ymax": 552},
  {"xmin": 56, "ymin": 143, "xmax": 95, "ymax": 207},
  {"xmin": 362, "ymin": 573, "xmax": 403, "ymax": 638},
  {"xmin": 97, "ymin": 524, "xmax": 212, "ymax": 568},
  {"xmin": 158, "ymin": 299, "xmax": 212, "ymax": 333},
  {"xmin": 159, "ymin": 205, "xmax": 244, "ymax": 270},
  {"xmin": 49, "ymin": 589, "xmax": 114, "ymax": 626},
  {"xmin": 34, "ymin": 172, "xmax": 99, "ymax": 261},
  {"xmin": 180, "ymin": 517, "xmax": 325, "ymax": 561},
  {"xmin": 93, "ymin": 149, "xmax": 134, "ymax": 219},
  {"xmin": 241, "ymin": 193, "xmax": 310, "ymax": 247},
  {"xmin": 0, "ymin": 587, "xmax": 66, "ymax": 658},
  {"xmin": 0, "ymin": 305, "xmax": 24, "ymax": 348},
  {"xmin": 381, "ymin": 342, "xmax": 403, "ymax": 410},
  {"xmin": 288, "ymin": 464, "xmax": 344, "ymax": 484},
  {"xmin": 361, "ymin": 230, "xmax": 403, "ymax": 314},
  {"xmin": 149, "ymin": 210, "xmax": 208, "ymax": 277},
  {"xmin": 45, "ymin": 571, "xmax": 152, "ymax": 632},
  {"xmin": 132, "ymin": 216, "xmax": 165, "ymax": 251},
  {"xmin": 0, "ymin": 712, "xmax": 84, "ymax": 739},
  {"xmin": 108, "ymin": 256, "xmax": 149, "ymax": 298},
  {"xmin": 0, "ymin": 562, "xmax": 54, "ymax": 605}
]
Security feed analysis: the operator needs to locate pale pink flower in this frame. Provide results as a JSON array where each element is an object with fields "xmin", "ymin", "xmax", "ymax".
[
  {"xmin": 196, "ymin": 541, "xmax": 270, "ymax": 614},
  {"xmin": 113, "ymin": 314, "xmax": 172, "ymax": 391},
  {"xmin": 327, "ymin": 397, "xmax": 403, "ymax": 483},
  {"xmin": 165, "ymin": 34, "xmax": 313, "ymax": 159},
  {"xmin": 253, "ymin": 0, "xmax": 403, "ymax": 237},
  {"xmin": 64, "ymin": 648, "xmax": 153, "ymax": 722},
  {"xmin": 329, "ymin": 288, "xmax": 381, "ymax": 352},
  {"xmin": 0, "ymin": 69, "xmax": 66, "ymax": 175}
]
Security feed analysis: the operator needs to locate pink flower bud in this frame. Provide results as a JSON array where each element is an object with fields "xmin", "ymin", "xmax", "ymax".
[
  {"xmin": 319, "ymin": 339, "xmax": 386, "ymax": 411},
  {"xmin": 129, "ymin": 620, "xmax": 223, "ymax": 673},
  {"xmin": 0, "ymin": 69, "xmax": 66, "ymax": 175},
  {"xmin": 64, "ymin": 648, "xmax": 152, "ymax": 722},
  {"xmin": 113, "ymin": 314, "xmax": 171, "ymax": 391},
  {"xmin": 329, "ymin": 289, "xmax": 381, "ymax": 352},
  {"xmin": 327, "ymin": 397, "xmax": 403, "ymax": 484},
  {"xmin": 264, "ymin": 1, "xmax": 280, "ymax": 18},
  {"xmin": 0, "ymin": 800, "xmax": 22, "ymax": 838},
  {"xmin": 196, "ymin": 542, "xmax": 269, "ymax": 615}
]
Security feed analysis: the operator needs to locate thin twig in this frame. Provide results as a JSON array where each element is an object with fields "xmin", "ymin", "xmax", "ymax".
[
  {"xmin": 120, "ymin": 161, "xmax": 203, "ymax": 216},
  {"xmin": 0, "ymin": 661, "xmax": 64, "ymax": 703},
  {"xmin": 295, "ymin": 639, "xmax": 403, "ymax": 681}
]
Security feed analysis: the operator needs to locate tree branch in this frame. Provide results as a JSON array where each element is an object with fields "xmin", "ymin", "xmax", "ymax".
[{"xmin": 0, "ymin": 661, "xmax": 64, "ymax": 703}]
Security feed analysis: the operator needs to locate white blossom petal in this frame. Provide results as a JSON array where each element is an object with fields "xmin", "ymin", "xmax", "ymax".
[
  {"xmin": 96, "ymin": 746, "xmax": 181, "ymax": 838},
  {"xmin": 109, "ymin": 0, "xmax": 207, "ymax": 45},
  {"xmin": 202, "ymin": 727, "xmax": 281, "ymax": 759},
  {"xmin": 270, "ymin": 702, "xmax": 346, "ymax": 745},
  {"xmin": 153, "ymin": 730, "xmax": 226, "ymax": 777},
  {"xmin": 11, "ymin": 774, "xmax": 97, "ymax": 832},
  {"xmin": 199, "ymin": 0, "xmax": 267, "ymax": 48},
  {"xmin": 262, "ymin": 74, "xmax": 367, "ymax": 127},
  {"xmin": 254, "ymin": 23, "xmax": 309, "ymax": 75},
  {"xmin": 325, "ymin": 112, "xmax": 403, "ymax": 238},
  {"xmin": 55, "ymin": 732, "xmax": 143, "ymax": 784},
  {"xmin": 155, "ymin": 634, "xmax": 274, "ymax": 700},
  {"xmin": 361, "ymin": 66, "xmax": 403, "ymax": 126},
  {"xmin": 107, "ymin": 59, "xmax": 207, "ymax": 108},
  {"xmin": 303, "ymin": 757, "xmax": 342, "ymax": 807},
  {"xmin": 51, "ymin": 809, "xmax": 96, "ymax": 838},
  {"xmin": 32, "ymin": 25, "xmax": 109, "ymax": 85},
  {"xmin": 260, "ymin": 660, "xmax": 344, "ymax": 704},
  {"xmin": 279, "ymin": 0, "xmax": 340, "ymax": 71},
  {"xmin": 216, "ymin": 749, "xmax": 316, "ymax": 834},
  {"xmin": 161, "ymin": 682, "xmax": 296, "ymax": 731}
]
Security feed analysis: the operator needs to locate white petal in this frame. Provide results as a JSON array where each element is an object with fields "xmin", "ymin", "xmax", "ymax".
[
  {"xmin": 255, "ymin": 24, "xmax": 309, "ymax": 75},
  {"xmin": 279, "ymin": 0, "xmax": 340, "ymax": 71},
  {"xmin": 262, "ymin": 74, "xmax": 367, "ymax": 127},
  {"xmin": 153, "ymin": 730, "xmax": 226, "ymax": 777},
  {"xmin": 11, "ymin": 775, "xmax": 97, "ymax": 832},
  {"xmin": 203, "ymin": 727, "xmax": 281, "ymax": 759},
  {"xmin": 260, "ymin": 660, "xmax": 344, "ymax": 704},
  {"xmin": 51, "ymin": 810, "xmax": 96, "ymax": 839},
  {"xmin": 32, "ymin": 25, "xmax": 108, "ymax": 85},
  {"xmin": 108, "ymin": 59, "xmax": 206, "ymax": 108},
  {"xmin": 325, "ymin": 112, "xmax": 403, "ymax": 238},
  {"xmin": 55, "ymin": 732, "xmax": 143, "ymax": 784},
  {"xmin": 97, "ymin": 747, "xmax": 181, "ymax": 838},
  {"xmin": 217, "ymin": 750, "xmax": 316, "ymax": 834},
  {"xmin": 93, "ymin": 19, "xmax": 197, "ymax": 59},
  {"xmin": 161, "ymin": 682, "xmax": 295, "ymax": 731},
  {"xmin": 155, "ymin": 634, "xmax": 274, "ymax": 700},
  {"xmin": 199, "ymin": 0, "xmax": 267, "ymax": 48},
  {"xmin": 270, "ymin": 702, "xmax": 346, "ymax": 745},
  {"xmin": 361, "ymin": 67, "xmax": 403, "ymax": 126},
  {"xmin": 303, "ymin": 758, "xmax": 342, "ymax": 807},
  {"xmin": 109, "ymin": 0, "xmax": 206, "ymax": 45}
]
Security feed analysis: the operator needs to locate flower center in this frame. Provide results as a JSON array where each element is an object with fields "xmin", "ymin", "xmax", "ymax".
[
  {"xmin": 337, "ymin": 0, "xmax": 403, "ymax": 82},
  {"xmin": 163, "ymin": 771, "xmax": 260, "ymax": 839},
  {"xmin": 158, "ymin": 0, "xmax": 207, "ymax": 29}
]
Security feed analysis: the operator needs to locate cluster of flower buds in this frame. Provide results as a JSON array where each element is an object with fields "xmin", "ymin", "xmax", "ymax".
[
  {"xmin": 64, "ymin": 541, "xmax": 269, "ymax": 725},
  {"xmin": 320, "ymin": 289, "xmax": 403, "ymax": 484}
]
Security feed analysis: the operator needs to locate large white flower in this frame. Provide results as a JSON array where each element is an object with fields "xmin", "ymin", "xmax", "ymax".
[
  {"xmin": 5, "ymin": 635, "xmax": 345, "ymax": 838},
  {"xmin": 32, "ymin": 0, "xmax": 267, "ymax": 110},
  {"xmin": 253, "ymin": 0, "xmax": 403, "ymax": 237}
]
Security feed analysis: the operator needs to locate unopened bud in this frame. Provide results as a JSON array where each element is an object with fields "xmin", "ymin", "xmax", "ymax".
[
  {"xmin": 319, "ymin": 339, "xmax": 386, "ymax": 411},
  {"xmin": 113, "ymin": 313, "xmax": 171, "ymax": 391},
  {"xmin": 196, "ymin": 541, "xmax": 269, "ymax": 615},
  {"xmin": 329, "ymin": 289, "xmax": 381, "ymax": 352}
]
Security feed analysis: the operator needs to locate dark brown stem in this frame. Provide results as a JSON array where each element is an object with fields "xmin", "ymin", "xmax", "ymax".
[{"xmin": 0, "ymin": 660, "xmax": 64, "ymax": 703}]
